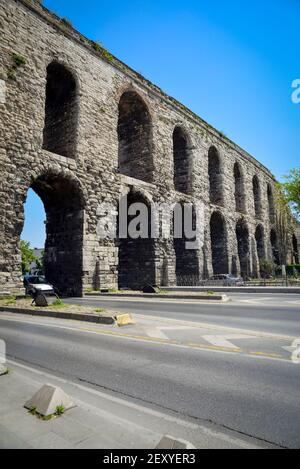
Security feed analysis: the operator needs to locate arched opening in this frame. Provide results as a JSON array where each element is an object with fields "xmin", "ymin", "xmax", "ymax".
[
  {"xmin": 255, "ymin": 224, "xmax": 265, "ymax": 261},
  {"xmin": 173, "ymin": 127, "xmax": 190, "ymax": 194},
  {"xmin": 208, "ymin": 146, "xmax": 223, "ymax": 205},
  {"xmin": 270, "ymin": 229, "xmax": 280, "ymax": 265},
  {"xmin": 22, "ymin": 173, "xmax": 85, "ymax": 296},
  {"xmin": 210, "ymin": 212, "xmax": 228, "ymax": 274},
  {"xmin": 118, "ymin": 190, "xmax": 155, "ymax": 289},
  {"xmin": 43, "ymin": 62, "xmax": 78, "ymax": 158},
  {"xmin": 234, "ymin": 162, "xmax": 245, "ymax": 213},
  {"xmin": 267, "ymin": 184, "xmax": 275, "ymax": 223},
  {"xmin": 118, "ymin": 91, "xmax": 153, "ymax": 183},
  {"xmin": 253, "ymin": 175, "xmax": 262, "ymax": 218},
  {"xmin": 292, "ymin": 234, "xmax": 299, "ymax": 264},
  {"xmin": 236, "ymin": 219, "xmax": 250, "ymax": 278},
  {"xmin": 174, "ymin": 203, "xmax": 200, "ymax": 285}
]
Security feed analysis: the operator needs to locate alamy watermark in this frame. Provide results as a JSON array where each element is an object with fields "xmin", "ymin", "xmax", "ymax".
[
  {"xmin": 291, "ymin": 79, "xmax": 300, "ymax": 104},
  {"xmin": 96, "ymin": 196, "xmax": 205, "ymax": 250}
]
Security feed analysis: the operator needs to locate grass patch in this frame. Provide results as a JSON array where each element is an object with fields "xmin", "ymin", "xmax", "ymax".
[
  {"xmin": 95, "ymin": 308, "xmax": 105, "ymax": 314},
  {"xmin": 45, "ymin": 299, "xmax": 69, "ymax": 309},
  {"xmin": 206, "ymin": 291, "xmax": 215, "ymax": 296},
  {"xmin": 4, "ymin": 296, "xmax": 17, "ymax": 305},
  {"xmin": 28, "ymin": 405, "xmax": 66, "ymax": 421}
]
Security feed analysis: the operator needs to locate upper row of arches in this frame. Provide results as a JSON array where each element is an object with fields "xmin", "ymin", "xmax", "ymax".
[{"xmin": 42, "ymin": 61, "xmax": 275, "ymax": 220}]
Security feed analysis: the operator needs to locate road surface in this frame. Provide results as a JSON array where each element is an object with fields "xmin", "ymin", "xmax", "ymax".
[{"xmin": 0, "ymin": 294, "xmax": 300, "ymax": 448}]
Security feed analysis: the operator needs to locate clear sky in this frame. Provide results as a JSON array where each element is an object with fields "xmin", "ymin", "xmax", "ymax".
[{"xmin": 22, "ymin": 0, "xmax": 300, "ymax": 247}]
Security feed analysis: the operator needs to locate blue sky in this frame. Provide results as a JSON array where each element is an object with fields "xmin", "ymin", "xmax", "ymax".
[{"xmin": 22, "ymin": 0, "xmax": 300, "ymax": 247}]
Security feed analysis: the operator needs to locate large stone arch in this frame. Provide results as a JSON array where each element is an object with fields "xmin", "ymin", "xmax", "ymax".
[
  {"xmin": 173, "ymin": 202, "xmax": 200, "ymax": 285},
  {"xmin": 173, "ymin": 126, "xmax": 191, "ymax": 194},
  {"xmin": 43, "ymin": 61, "xmax": 79, "ymax": 159},
  {"xmin": 210, "ymin": 211, "xmax": 229, "ymax": 275},
  {"xmin": 234, "ymin": 162, "xmax": 245, "ymax": 213},
  {"xmin": 21, "ymin": 170, "xmax": 85, "ymax": 296},
  {"xmin": 267, "ymin": 184, "xmax": 275, "ymax": 223},
  {"xmin": 270, "ymin": 228, "xmax": 280, "ymax": 265},
  {"xmin": 117, "ymin": 91, "xmax": 153, "ymax": 183},
  {"xmin": 252, "ymin": 175, "xmax": 262, "ymax": 218},
  {"xmin": 236, "ymin": 219, "xmax": 250, "ymax": 278},
  {"xmin": 292, "ymin": 233, "xmax": 299, "ymax": 264},
  {"xmin": 118, "ymin": 189, "xmax": 156, "ymax": 289},
  {"xmin": 208, "ymin": 146, "xmax": 223, "ymax": 205},
  {"xmin": 255, "ymin": 224, "xmax": 265, "ymax": 262}
]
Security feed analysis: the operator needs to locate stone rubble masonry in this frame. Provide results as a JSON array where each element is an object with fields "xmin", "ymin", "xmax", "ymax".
[{"xmin": 0, "ymin": 0, "xmax": 298, "ymax": 295}]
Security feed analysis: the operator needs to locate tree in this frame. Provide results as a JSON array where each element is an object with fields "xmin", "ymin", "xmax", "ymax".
[
  {"xmin": 20, "ymin": 240, "xmax": 37, "ymax": 274},
  {"xmin": 281, "ymin": 169, "xmax": 300, "ymax": 220},
  {"xmin": 259, "ymin": 258, "xmax": 276, "ymax": 278},
  {"xmin": 274, "ymin": 185, "xmax": 294, "ymax": 265}
]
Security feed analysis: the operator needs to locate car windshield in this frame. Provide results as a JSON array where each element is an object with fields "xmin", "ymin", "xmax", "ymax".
[{"xmin": 27, "ymin": 276, "xmax": 47, "ymax": 285}]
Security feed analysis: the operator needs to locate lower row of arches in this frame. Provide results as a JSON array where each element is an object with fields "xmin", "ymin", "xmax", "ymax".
[{"xmin": 20, "ymin": 174, "xmax": 299, "ymax": 295}]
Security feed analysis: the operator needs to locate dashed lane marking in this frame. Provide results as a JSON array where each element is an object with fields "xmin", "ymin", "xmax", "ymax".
[{"xmin": 0, "ymin": 314, "xmax": 289, "ymax": 363}]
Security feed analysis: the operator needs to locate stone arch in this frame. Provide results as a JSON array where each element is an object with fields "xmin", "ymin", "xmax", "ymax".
[
  {"xmin": 292, "ymin": 234, "xmax": 299, "ymax": 264},
  {"xmin": 236, "ymin": 219, "xmax": 250, "ymax": 278},
  {"xmin": 43, "ymin": 61, "xmax": 79, "ymax": 158},
  {"xmin": 21, "ymin": 171, "xmax": 85, "ymax": 296},
  {"xmin": 173, "ymin": 126, "xmax": 191, "ymax": 194},
  {"xmin": 253, "ymin": 175, "xmax": 262, "ymax": 218},
  {"xmin": 118, "ymin": 91, "xmax": 153, "ymax": 183},
  {"xmin": 173, "ymin": 202, "xmax": 200, "ymax": 285},
  {"xmin": 208, "ymin": 146, "xmax": 223, "ymax": 205},
  {"xmin": 255, "ymin": 224, "xmax": 265, "ymax": 262},
  {"xmin": 267, "ymin": 184, "xmax": 275, "ymax": 223},
  {"xmin": 210, "ymin": 211, "xmax": 228, "ymax": 275},
  {"xmin": 270, "ymin": 229, "xmax": 280, "ymax": 265},
  {"xmin": 118, "ymin": 189, "xmax": 155, "ymax": 289},
  {"xmin": 234, "ymin": 162, "xmax": 245, "ymax": 213}
]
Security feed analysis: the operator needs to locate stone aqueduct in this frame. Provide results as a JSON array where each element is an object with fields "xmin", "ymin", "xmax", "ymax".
[{"xmin": 0, "ymin": 0, "xmax": 299, "ymax": 296}]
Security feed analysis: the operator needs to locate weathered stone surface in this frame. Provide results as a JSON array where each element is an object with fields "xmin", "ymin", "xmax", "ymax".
[{"xmin": 0, "ymin": 0, "xmax": 298, "ymax": 296}]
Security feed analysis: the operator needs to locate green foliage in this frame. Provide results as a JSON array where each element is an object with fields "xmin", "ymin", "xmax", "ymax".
[
  {"xmin": 61, "ymin": 17, "xmax": 73, "ymax": 27},
  {"xmin": 8, "ymin": 53, "xmax": 26, "ymax": 81},
  {"xmin": 259, "ymin": 258, "xmax": 276, "ymax": 277},
  {"xmin": 49, "ymin": 299, "xmax": 68, "ymax": 309},
  {"xmin": 95, "ymin": 308, "xmax": 105, "ymax": 313},
  {"xmin": 281, "ymin": 169, "xmax": 300, "ymax": 220},
  {"xmin": 286, "ymin": 265, "xmax": 300, "ymax": 276},
  {"xmin": 12, "ymin": 53, "xmax": 26, "ymax": 67},
  {"xmin": 55, "ymin": 405, "xmax": 65, "ymax": 416},
  {"xmin": 20, "ymin": 241, "xmax": 37, "ymax": 274}
]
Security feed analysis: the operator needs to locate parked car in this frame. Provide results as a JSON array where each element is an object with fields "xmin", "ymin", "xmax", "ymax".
[
  {"xmin": 23, "ymin": 275, "xmax": 55, "ymax": 297},
  {"xmin": 209, "ymin": 274, "xmax": 245, "ymax": 286}
]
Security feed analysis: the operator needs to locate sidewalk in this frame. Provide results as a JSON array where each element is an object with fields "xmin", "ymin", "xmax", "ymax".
[{"xmin": 0, "ymin": 359, "xmax": 274, "ymax": 449}]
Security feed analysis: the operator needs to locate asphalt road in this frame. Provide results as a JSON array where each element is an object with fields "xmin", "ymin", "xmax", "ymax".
[
  {"xmin": 66, "ymin": 293, "xmax": 300, "ymax": 337},
  {"xmin": 0, "ymin": 306, "xmax": 300, "ymax": 448}
]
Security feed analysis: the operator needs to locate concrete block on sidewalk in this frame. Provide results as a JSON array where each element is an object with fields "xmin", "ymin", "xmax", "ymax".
[
  {"xmin": 24, "ymin": 384, "xmax": 75, "ymax": 417},
  {"xmin": 156, "ymin": 435, "xmax": 196, "ymax": 449},
  {"xmin": 115, "ymin": 313, "xmax": 135, "ymax": 327}
]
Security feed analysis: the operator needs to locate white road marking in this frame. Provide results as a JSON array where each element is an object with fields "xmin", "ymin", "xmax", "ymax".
[
  {"xmin": 146, "ymin": 326, "xmax": 193, "ymax": 340},
  {"xmin": 203, "ymin": 334, "xmax": 256, "ymax": 350}
]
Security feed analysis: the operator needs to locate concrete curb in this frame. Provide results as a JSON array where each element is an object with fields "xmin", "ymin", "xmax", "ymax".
[
  {"xmin": 0, "ymin": 306, "xmax": 116, "ymax": 325},
  {"xmin": 85, "ymin": 293, "xmax": 230, "ymax": 302},
  {"xmin": 162, "ymin": 287, "xmax": 300, "ymax": 294}
]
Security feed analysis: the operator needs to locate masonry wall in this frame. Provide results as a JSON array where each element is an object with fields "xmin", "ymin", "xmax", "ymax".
[{"xmin": 0, "ymin": 0, "xmax": 291, "ymax": 295}]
